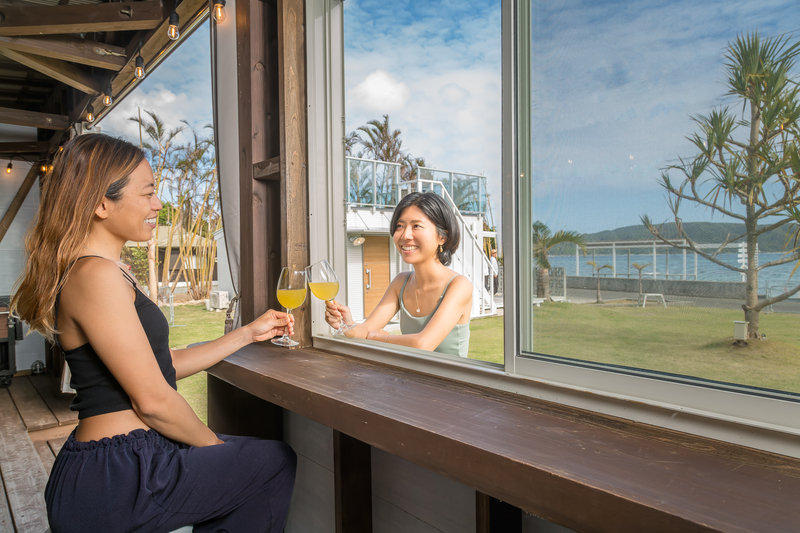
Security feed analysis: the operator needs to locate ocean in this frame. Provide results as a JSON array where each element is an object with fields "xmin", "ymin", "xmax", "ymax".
[{"xmin": 548, "ymin": 251, "xmax": 800, "ymax": 296}]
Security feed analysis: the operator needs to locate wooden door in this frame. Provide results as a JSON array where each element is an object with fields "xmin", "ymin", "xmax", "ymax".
[{"xmin": 363, "ymin": 236, "xmax": 391, "ymax": 317}]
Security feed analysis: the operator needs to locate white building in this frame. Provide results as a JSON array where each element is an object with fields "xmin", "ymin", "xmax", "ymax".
[{"xmin": 344, "ymin": 157, "xmax": 497, "ymax": 322}]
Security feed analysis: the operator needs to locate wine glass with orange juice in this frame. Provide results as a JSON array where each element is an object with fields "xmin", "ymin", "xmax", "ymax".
[
  {"xmin": 307, "ymin": 260, "xmax": 353, "ymax": 336},
  {"xmin": 272, "ymin": 268, "xmax": 307, "ymax": 347}
]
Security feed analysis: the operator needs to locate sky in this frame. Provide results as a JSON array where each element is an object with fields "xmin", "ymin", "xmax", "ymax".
[
  {"xmin": 100, "ymin": 0, "xmax": 800, "ymax": 238},
  {"xmin": 100, "ymin": 21, "xmax": 213, "ymax": 150}
]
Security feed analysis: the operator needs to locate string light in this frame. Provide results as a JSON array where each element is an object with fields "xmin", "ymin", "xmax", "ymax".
[
  {"xmin": 135, "ymin": 55, "xmax": 145, "ymax": 79},
  {"xmin": 213, "ymin": 0, "xmax": 226, "ymax": 22},
  {"xmin": 167, "ymin": 12, "xmax": 180, "ymax": 40},
  {"xmin": 5, "ymin": 159, "xmax": 11, "ymax": 174},
  {"xmin": 102, "ymin": 83, "xmax": 113, "ymax": 106},
  {"xmin": 86, "ymin": 105, "xmax": 95, "ymax": 123},
  {"xmin": 40, "ymin": 163, "xmax": 47, "ymax": 173}
]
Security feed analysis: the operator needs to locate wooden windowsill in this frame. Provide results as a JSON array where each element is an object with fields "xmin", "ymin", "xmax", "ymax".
[{"xmin": 207, "ymin": 342, "xmax": 800, "ymax": 533}]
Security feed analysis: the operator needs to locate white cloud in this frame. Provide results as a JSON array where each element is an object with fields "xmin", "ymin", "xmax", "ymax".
[{"xmin": 351, "ymin": 70, "xmax": 411, "ymax": 113}]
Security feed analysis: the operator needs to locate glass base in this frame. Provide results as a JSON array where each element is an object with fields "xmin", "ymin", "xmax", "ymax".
[
  {"xmin": 271, "ymin": 335, "xmax": 299, "ymax": 347},
  {"xmin": 332, "ymin": 323, "xmax": 357, "ymax": 336}
]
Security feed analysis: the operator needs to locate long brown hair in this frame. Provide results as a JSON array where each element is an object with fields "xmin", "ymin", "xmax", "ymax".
[{"xmin": 10, "ymin": 134, "xmax": 145, "ymax": 342}]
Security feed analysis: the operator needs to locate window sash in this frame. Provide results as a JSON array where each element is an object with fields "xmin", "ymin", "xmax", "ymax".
[{"xmin": 304, "ymin": 0, "xmax": 800, "ymax": 459}]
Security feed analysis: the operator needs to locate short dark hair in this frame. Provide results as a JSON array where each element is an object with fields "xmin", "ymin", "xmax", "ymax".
[{"xmin": 390, "ymin": 191, "xmax": 460, "ymax": 266}]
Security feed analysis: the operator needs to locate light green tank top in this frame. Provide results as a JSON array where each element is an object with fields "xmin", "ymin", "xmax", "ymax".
[{"xmin": 399, "ymin": 273, "xmax": 470, "ymax": 358}]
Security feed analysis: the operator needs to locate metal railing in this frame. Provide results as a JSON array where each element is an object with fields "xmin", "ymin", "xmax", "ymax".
[{"xmin": 346, "ymin": 157, "xmax": 488, "ymax": 215}]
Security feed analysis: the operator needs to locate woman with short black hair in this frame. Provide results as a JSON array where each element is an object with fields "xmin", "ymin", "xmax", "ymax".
[{"xmin": 325, "ymin": 191, "xmax": 472, "ymax": 357}]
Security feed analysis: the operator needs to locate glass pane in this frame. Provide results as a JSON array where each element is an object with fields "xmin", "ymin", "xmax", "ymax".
[
  {"xmin": 522, "ymin": 0, "xmax": 800, "ymax": 397},
  {"xmin": 348, "ymin": 159, "xmax": 374, "ymax": 206},
  {"xmin": 341, "ymin": 0, "xmax": 503, "ymax": 364}
]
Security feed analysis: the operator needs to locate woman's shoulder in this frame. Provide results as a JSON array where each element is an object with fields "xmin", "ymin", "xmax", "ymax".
[
  {"xmin": 442, "ymin": 272, "xmax": 472, "ymax": 297},
  {"xmin": 65, "ymin": 257, "xmax": 132, "ymax": 296}
]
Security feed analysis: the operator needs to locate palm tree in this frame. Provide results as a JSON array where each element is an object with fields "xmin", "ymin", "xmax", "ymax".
[
  {"xmin": 532, "ymin": 221, "xmax": 587, "ymax": 300},
  {"xmin": 357, "ymin": 114, "xmax": 405, "ymax": 162},
  {"xmin": 587, "ymin": 261, "xmax": 613, "ymax": 303},
  {"xmin": 631, "ymin": 262, "xmax": 652, "ymax": 297}
]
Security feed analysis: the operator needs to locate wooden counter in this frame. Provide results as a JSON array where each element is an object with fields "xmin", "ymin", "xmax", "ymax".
[{"xmin": 207, "ymin": 342, "xmax": 800, "ymax": 533}]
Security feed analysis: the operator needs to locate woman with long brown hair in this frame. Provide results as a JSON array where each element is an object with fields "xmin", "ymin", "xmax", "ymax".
[{"xmin": 12, "ymin": 134, "xmax": 296, "ymax": 532}]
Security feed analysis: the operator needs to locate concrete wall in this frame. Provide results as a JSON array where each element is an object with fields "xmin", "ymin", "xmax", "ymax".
[
  {"xmin": 567, "ymin": 276, "xmax": 747, "ymax": 300},
  {"xmin": 282, "ymin": 409, "xmax": 575, "ymax": 532}
]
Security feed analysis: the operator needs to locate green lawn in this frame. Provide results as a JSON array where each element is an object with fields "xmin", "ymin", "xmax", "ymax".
[
  {"xmin": 468, "ymin": 304, "xmax": 800, "ymax": 394},
  {"xmin": 163, "ymin": 304, "xmax": 227, "ymax": 424},
  {"xmin": 167, "ymin": 302, "xmax": 800, "ymax": 421}
]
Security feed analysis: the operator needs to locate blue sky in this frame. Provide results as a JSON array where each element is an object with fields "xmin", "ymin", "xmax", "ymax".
[
  {"xmin": 101, "ymin": 1, "xmax": 800, "ymax": 238},
  {"xmin": 101, "ymin": 21, "xmax": 213, "ymax": 149}
]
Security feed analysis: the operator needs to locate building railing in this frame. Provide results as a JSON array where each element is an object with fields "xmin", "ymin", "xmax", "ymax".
[{"xmin": 346, "ymin": 157, "xmax": 488, "ymax": 215}]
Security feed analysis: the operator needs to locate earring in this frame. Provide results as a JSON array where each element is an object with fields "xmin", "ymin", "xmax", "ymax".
[{"xmin": 439, "ymin": 244, "xmax": 443, "ymax": 253}]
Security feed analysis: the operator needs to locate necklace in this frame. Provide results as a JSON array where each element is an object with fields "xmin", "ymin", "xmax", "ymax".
[
  {"xmin": 413, "ymin": 273, "xmax": 421, "ymax": 313},
  {"xmin": 81, "ymin": 245, "xmax": 131, "ymax": 270}
]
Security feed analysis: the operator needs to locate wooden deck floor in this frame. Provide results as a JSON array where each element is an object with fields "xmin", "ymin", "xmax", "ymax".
[{"xmin": 0, "ymin": 374, "xmax": 77, "ymax": 533}]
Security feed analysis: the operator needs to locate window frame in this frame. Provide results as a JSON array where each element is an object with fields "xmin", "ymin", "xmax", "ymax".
[{"xmin": 304, "ymin": 0, "xmax": 800, "ymax": 459}]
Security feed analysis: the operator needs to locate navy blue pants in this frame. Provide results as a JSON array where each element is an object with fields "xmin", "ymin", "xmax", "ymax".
[{"xmin": 45, "ymin": 429, "xmax": 296, "ymax": 533}]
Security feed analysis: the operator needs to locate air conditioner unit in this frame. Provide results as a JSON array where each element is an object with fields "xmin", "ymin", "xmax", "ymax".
[{"xmin": 209, "ymin": 291, "xmax": 230, "ymax": 310}]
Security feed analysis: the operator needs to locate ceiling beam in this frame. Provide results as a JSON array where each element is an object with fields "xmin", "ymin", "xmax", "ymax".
[
  {"xmin": 0, "ymin": 140, "xmax": 48, "ymax": 153},
  {"xmin": 0, "ymin": 106, "xmax": 68, "ymax": 129},
  {"xmin": 0, "ymin": 36, "xmax": 127, "ymax": 71},
  {"xmin": 0, "ymin": 1, "xmax": 167, "ymax": 36},
  {"xmin": 0, "ymin": 48, "xmax": 103, "ymax": 95}
]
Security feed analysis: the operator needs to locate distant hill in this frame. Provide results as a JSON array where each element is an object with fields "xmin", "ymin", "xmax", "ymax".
[{"xmin": 550, "ymin": 222, "xmax": 797, "ymax": 254}]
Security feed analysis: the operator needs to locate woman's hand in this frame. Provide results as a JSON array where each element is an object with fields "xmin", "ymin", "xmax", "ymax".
[
  {"xmin": 325, "ymin": 300, "xmax": 354, "ymax": 330},
  {"xmin": 247, "ymin": 309, "xmax": 294, "ymax": 342}
]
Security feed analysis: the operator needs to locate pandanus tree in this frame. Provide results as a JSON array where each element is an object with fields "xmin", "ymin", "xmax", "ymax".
[
  {"xmin": 642, "ymin": 32, "xmax": 800, "ymax": 338},
  {"xmin": 587, "ymin": 261, "xmax": 613, "ymax": 304},
  {"xmin": 631, "ymin": 262, "xmax": 652, "ymax": 297},
  {"xmin": 532, "ymin": 221, "xmax": 587, "ymax": 300}
]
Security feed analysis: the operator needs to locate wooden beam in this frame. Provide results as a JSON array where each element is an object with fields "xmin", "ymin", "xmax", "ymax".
[
  {"xmin": 0, "ymin": 1, "xmax": 166, "ymax": 36},
  {"xmin": 277, "ymin": 0, "xmax": 310, "ymax": 346},
  {"xmin": 0, "ymin": 140, "xmax": 48, "ymax": 153},
  {"xmin": 0, "ymin": 35, "xmax": 127, "ymax": 71},
  {"xmin": 253, "ymin": 157, "xmax": 280, "ymax": 181},
  {"xmin": 334, "ymin": 431, "xmax": 373, "ymax": 533},
  {"xmin": 0, "ymin": 162, "xmax": 39, "ymax": 244},
  {"xmin": 0, "ymin": 106, "xmax": 68, "ymax": 129},
  {"xmin": 0, "ymin": 48, "xmax": 103, "ymax": 95}
]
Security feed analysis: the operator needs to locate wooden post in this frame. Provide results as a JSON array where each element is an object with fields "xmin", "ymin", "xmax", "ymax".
[
  {"xmin": 0, "ymin": 163, "xmax": 40, "ymax": 245},
  {"xmin": 334, "ymin": 431, "xmax": 373, "ymax": 532},
  {"xmin": 277, "ymin": 0, "xmax": 310, "ymax": 346}
]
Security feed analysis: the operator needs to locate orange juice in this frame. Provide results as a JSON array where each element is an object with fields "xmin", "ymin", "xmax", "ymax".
[
  {"xmin": 277, "ymin": 288, "xmax": 306, "ymax": 310},
  {"xmin": 308, "ymin": 281, "xmax": 339, "ymax": 301}
]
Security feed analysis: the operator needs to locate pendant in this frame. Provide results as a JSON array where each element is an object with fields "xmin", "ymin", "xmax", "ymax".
[{"xmin": 416, "ymin": 308, "xmax": 421, "ymax": 312}]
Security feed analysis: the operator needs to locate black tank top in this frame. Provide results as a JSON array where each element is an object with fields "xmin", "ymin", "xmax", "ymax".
[{"xmin": 56, "ymin": 256, "xmax": 177, "ymax": 419}]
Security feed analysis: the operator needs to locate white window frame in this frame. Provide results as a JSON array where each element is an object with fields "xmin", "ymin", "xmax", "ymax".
[{"xmin": 305, "ymin": 0, "xmax": 800, "ymax": 458}]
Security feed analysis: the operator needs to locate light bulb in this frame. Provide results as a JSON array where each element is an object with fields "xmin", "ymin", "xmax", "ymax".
[
  {"xmin": 86, "ymin": 105, "xmax": 95, "ymax": 123},
  {"xmin": 5, "ymin": 161, "xmax": 11, "ymax": 173},
  {"xmin": 102, "ymin": 94, "xmax": 112, "ymax": 106},
  {"xmin": 168, "ymin": 12, "xmax": 180, "ymax": 40},
  {"xmin": 47, "ymin": 165, "xmax": 53, "ymax": 173},
  {"xmin": 135, "ymin": 56, "xmax": 145, "ymax": 79},
  {"xmin": 40, "ymin": 164, "xmax": 47, "ymax": 173},
  {"xmin": 213, "ymin": 0, "xmax": 226, "ymax": 22}
]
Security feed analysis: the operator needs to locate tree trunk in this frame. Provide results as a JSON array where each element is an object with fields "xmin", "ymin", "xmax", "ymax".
[
  {"xmin": 538, "ymin": 268, "xmax": 550, "ymax": 300},
  {"xmin": 638, "ymin": 273, "xmax": 643, "ymax": 296},
  {"xmin": 744, "ymin": 214, "xmax": 759, "ymax": 338},
  {"xmin": 596, "ymin": 277, "xmax": 602, "ymax": 304},
  {"xmin": 147, "ymin": 237, "xmax": 158, "ymax": 304}
]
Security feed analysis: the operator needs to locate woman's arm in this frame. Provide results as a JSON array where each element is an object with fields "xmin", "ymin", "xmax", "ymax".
[
  {"xmin": 170, "ymin": 309, "xmax": 293, "ymax": 380},
  {"xmin": 67, "ymin": 261, "xmax": 222, "ymax": 446},
  {"xmin": 325, "ymin": 272, "xmax": 408, "ymax": 338},
  {"xmin": 376, "ymin": 275, "xmax": 472, "ymax": 351}
]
